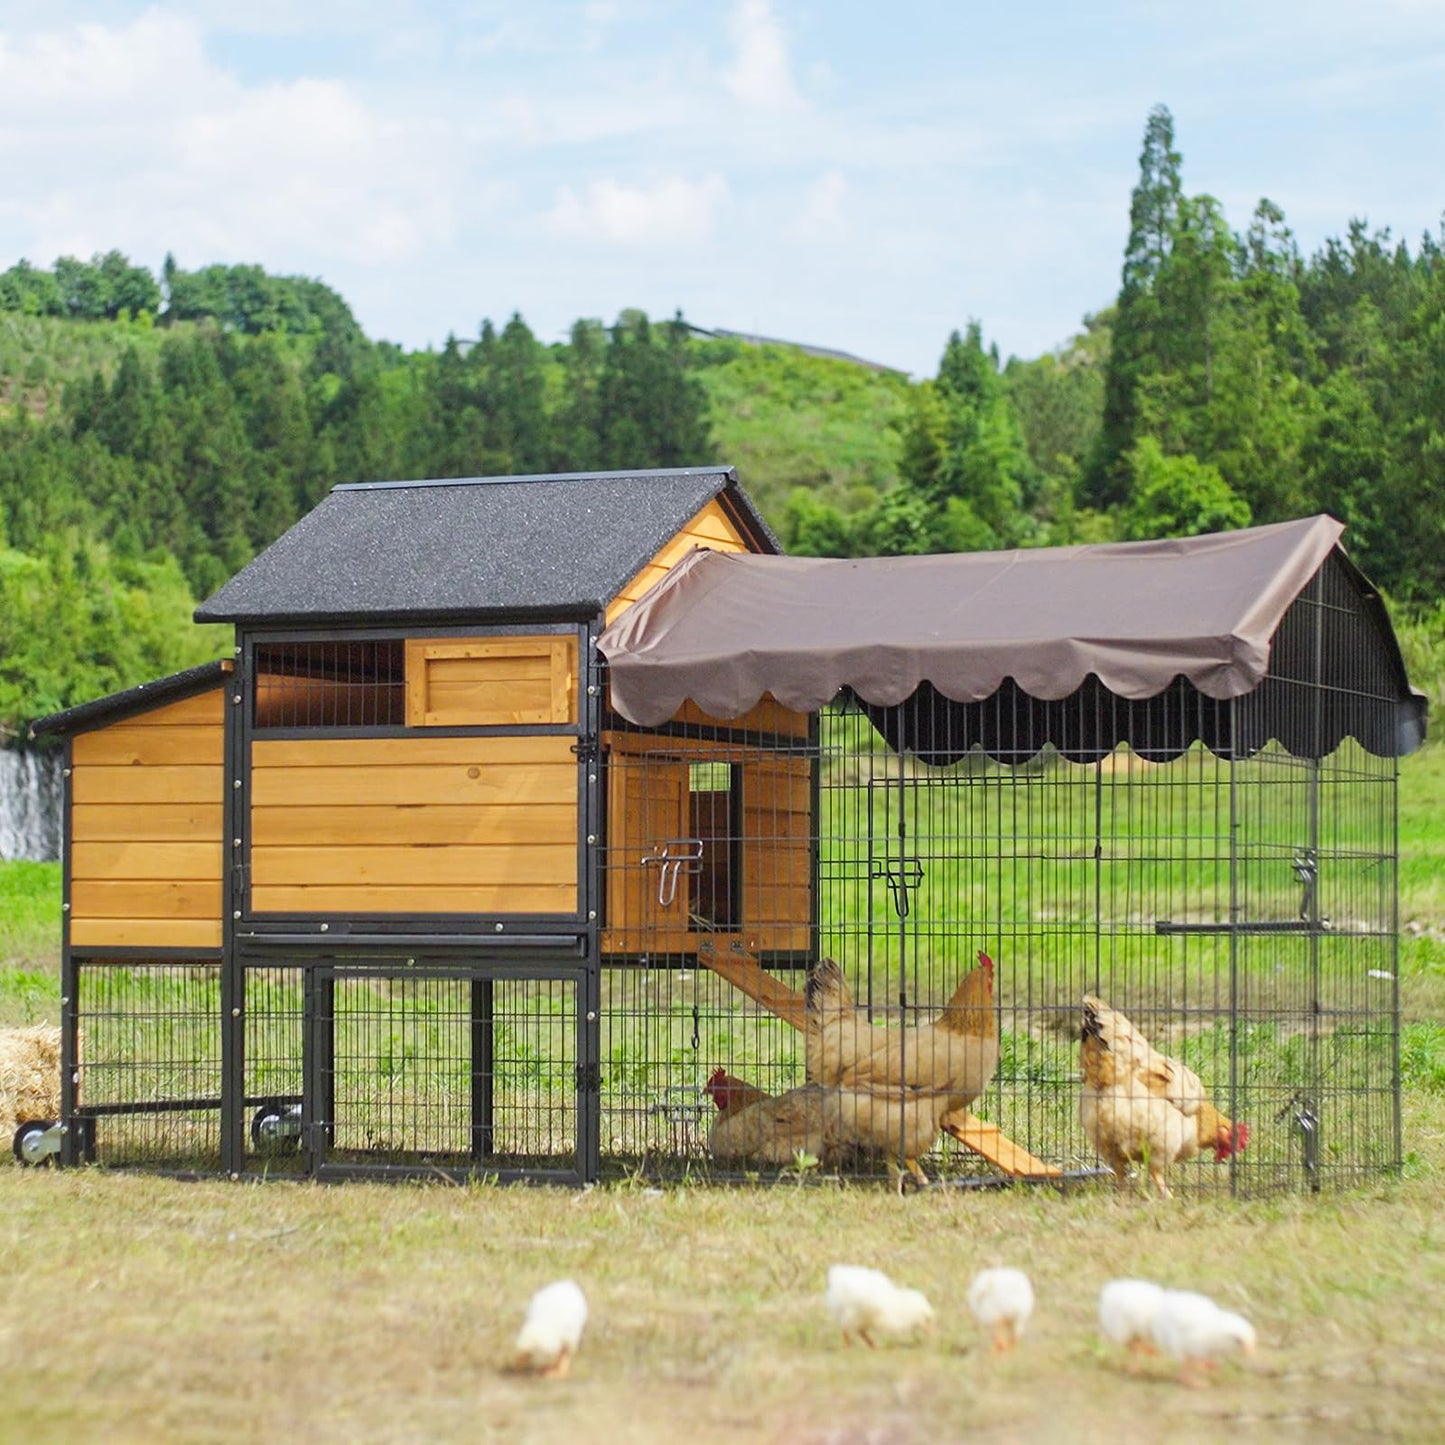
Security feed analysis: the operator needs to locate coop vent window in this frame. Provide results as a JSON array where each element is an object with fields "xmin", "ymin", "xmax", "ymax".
[{"xmin": 253, "ymin": 640, "xmax": 405, "ymax": 729}]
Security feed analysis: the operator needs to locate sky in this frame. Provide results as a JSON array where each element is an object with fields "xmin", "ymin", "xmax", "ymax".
[{"xmin": 1, "ymin": 2, "xmax": 1442, "ymax": 377}]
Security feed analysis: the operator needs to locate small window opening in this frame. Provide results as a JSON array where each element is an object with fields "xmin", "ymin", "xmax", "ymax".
[
  {"xmin": 253, "ymin": 640, "xmax": 406, "ymax": 729},
  {"xmin": 689, "ymin": 762, "xmax": 741, "ymax": 931}
]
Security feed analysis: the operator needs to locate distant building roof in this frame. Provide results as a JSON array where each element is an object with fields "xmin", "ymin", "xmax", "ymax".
[
  {"xmin": 194, "ymin": 467, "xmax": 777, "ymax": 626},
  {"xmin": 684, "ymin": 325, "xmax": 908, "ymax": 376}
]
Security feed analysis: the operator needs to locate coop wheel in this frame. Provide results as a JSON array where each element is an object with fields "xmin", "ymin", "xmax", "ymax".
[
  {"xmin": 13, "ymin": 1119, "xmax": 57, "ymax": 1168},
  {"xmin": 250, "ymin": 1102, "xmax": 303, "ymax": 1153}
]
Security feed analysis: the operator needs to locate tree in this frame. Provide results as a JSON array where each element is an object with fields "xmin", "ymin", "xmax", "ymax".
[
  {"xmin": 1085, "ymin": 104, "xmax": 1185, "ymax": 507},
  {"xmin": 1118, "ymin": 437, "xmax": 1250, "ymax": 540}
]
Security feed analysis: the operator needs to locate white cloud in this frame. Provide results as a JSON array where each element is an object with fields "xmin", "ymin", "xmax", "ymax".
[
  {"xmin": 546, "ymin": 174, "xmax": 730, "ymax": 246},
  {"xmin": 723, "ymin": 0, "xmax": 803, "ymax": 110},
  {"xmin": 0, "ymin": 12, "xmax": 460, "ymax": 270},
  {"xmin": 0, "ymin": 10, "xmax": 208, "ymax": 112},
  {"xmin": 787, "ymin": 168, "xmax": 848, "ymax": 241}
]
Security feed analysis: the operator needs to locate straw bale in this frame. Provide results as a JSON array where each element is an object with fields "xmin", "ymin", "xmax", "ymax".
[{"xmin": 0, "ymin": 1025, "xmax": 63, "ymax": 1149}]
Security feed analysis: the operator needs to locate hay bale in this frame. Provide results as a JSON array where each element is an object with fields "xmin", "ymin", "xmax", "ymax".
[{"xmin": 0, "ymin": 1025, "xmax": 63, "ymax": 1148}]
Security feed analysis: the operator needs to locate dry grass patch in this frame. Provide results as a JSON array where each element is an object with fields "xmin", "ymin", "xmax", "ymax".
[{"xmin": 1, "ymin": 1169, "xmax": 1443, "ymax": 1444}]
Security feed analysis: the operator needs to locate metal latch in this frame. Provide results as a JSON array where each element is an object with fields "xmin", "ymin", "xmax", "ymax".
[
  {"xmin": 1278, "ymin": 1092, "xmax": 1320, "ymax": 1181},
  {"xmin": 1292, "ymin": 849, "xmax": 1318, "ymax": 922},
  {"xmin": 641, "ymin": 839, "xmax": 704, "ymax": 908},
  {"xmin": 872, "ymin": 858, "xmax": 924, "ymax": 918}
]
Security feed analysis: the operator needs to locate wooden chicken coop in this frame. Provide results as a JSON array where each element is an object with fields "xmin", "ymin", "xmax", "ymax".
[{"xmin": 28, "ymin": 473, "xmax": 1423, "ymax": 1196}]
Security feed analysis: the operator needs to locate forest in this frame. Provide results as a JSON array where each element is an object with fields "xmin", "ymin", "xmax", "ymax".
[{"xmin": 1, "ymin": 103, "xmax": 1443, "ymax": 735}]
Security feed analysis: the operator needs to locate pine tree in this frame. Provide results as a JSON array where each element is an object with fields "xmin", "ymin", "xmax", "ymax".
[{"xmin": 1084, "ymin": 104, "xmax": 1184, "ymax": 507}]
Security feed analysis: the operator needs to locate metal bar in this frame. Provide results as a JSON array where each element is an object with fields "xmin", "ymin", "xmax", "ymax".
[
  {"xmin": 58, "ymin": 741, "xmax": 79, "ymax": 1167},
  {"xmin": 221, "ymin": 643, "xmax": 245, "ymax": 1176},
  {"xmin": 471, "ymin": 978, "xmax": 495, "ymax": 1160}
]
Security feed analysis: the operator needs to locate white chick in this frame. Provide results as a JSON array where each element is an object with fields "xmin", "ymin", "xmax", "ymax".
[
  {"xmin": 825, "ymin": 1265, "xmax": 934, "ymax": 1348},
  {"xmin": 1097, "ymin": 1278, "xmax": 1166, "ymax": 1369},
  {"xmin": 512, "ymin": 1279, "xmax": 588, "ymax": 1378},
  {"xmin": 966, "ymin": 1267, "xmax": 1034, "ymax": 1353},
  {"xmin": 1150, "ymin": 1288, "xmax": 1256, "ymax": 1387}
]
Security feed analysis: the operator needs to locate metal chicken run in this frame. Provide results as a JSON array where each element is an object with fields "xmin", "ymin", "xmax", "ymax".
[{"xmin": 24, "ymin": 473, "xmax": 1419, "ymax": 1197}]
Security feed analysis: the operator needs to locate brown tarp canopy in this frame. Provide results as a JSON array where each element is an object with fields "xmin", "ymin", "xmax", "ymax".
[{"xmin": 599, "ymin": 515, "xmax": 1425, "ymax": 761}]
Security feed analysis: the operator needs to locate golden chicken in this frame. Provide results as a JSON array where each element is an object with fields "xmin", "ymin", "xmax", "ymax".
[
  {"xmin": 1079, "ymin": 996, "xmax": 1249, "ymax": 1199},
  {"xmin": 703, "ymin": 1068, "xmax": 842, "ymax": 1168},
  {"xmin": 804, "ymin": 951, "xmax": 1000, "ymax": 1114},
  {"xmin": 704, "ymin": 1068, "xmax": 950, "ymax": 1190},
  {"xmin": 827, "ymin": 1078, "xmax": 957, "ymax": 1191}
]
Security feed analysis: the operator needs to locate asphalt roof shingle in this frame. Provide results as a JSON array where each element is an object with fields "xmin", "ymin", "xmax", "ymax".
[{"xmin": 195, "ymin": 467, "xmax": 773, "ymax": 625}]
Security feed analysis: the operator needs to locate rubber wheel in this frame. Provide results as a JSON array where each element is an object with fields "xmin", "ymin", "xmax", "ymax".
[
  {"xmin": 13, "ymin": 1119, "xmax": 56, "ymax": 1167},
  {"xmin": 250, "ymin": 1102, "xmax": 302, "ymax": 1153}
]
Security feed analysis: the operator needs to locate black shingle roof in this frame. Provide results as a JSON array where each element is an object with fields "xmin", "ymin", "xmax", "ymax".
[
  {"xmin": 194, "ymin": 467, "xmax": 776, "ymax": 626},
  {"xmin": 28, "ymin": 660, "xmax": 234, "ymax": 741}
]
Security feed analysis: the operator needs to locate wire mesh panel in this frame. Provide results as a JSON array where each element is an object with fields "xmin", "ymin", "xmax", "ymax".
[
  {"xmin": 598, "ymin": 648, "xmax": 1402, "ymax": 1195},
  {"xmin": 71, "ymin": 959, "xmax": 223, "ymax": 1171},
  {"xmin": 242, "ymin": 966, "xmax": 307, "ymax": 1175},
  {"xmin": 307, "ymin": 966, "xmax": 582, "ymax": 1181},
  {"xmin": 252, "ymin": 639, "xmax": 405, "ymax": 728}
]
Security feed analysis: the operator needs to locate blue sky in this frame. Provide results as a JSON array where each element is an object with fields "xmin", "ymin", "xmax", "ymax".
[{"xmin": 1, "ymin": 2, "xmax": 1442, "ymax": 376}]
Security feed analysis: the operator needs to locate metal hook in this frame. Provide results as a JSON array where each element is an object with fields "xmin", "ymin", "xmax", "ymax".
[{"xmin": 641, "ymin": 839, "xmax": 704, "ymax": 909}]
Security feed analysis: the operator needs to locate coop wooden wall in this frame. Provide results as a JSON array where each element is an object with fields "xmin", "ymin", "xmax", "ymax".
[
  {"xmin": 248, "ymin": 735, "xmax": 580, "ymax": 916},
  {"xmin": 604, "ymin": 499, "xmax": 749, "ymax": 625},
  {"xmin": 601, "ymin": 696, "xmax": 812, "ymax": 955},
  {"xmin": 68, "ymin": 688, "xmax": 227, "ymax": 949}
]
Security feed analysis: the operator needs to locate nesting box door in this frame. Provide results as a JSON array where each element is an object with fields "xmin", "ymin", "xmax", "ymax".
[{"xmin": 601, "ymin": 733, "xmax": 814, "ymax": 959}]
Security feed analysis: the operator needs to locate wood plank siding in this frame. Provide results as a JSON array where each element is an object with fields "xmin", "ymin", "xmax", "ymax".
[
  {"xmin": 249, "ymin": 735, "xmax": 581, "ymax": 916},
  {"xmin": 68, "ymin": 688, "xmax": 227, "ymax": 949},
  {"xmin": 604, "ymin": 499, "xmax": 748, "ymax": 625}
]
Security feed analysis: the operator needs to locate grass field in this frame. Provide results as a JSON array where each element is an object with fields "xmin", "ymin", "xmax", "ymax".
[{"xmin": 2, "ymin": 748, "xmax": 1444, "ymax": 1442}]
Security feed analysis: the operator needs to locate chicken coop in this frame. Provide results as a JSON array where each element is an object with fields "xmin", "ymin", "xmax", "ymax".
[{"xmin": 27, "ymin": 470, "xmax": 1422, "ymax": 1197}]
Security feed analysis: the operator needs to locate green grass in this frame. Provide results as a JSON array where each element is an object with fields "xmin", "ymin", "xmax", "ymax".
[{"xmin": 0, "ymin": 860, "xmax": 60, "ymax": 1021}]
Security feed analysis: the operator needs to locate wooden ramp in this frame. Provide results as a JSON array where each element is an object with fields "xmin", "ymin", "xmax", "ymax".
[{"xmin": 698, "ymin": 946, "xmax": 1063, "ymax": 1180}]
